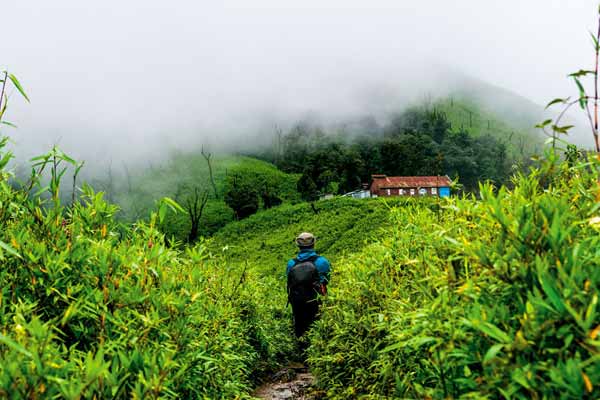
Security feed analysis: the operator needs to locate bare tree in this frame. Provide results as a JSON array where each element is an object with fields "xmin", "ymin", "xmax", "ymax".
[
  {"xmin": 185, "ymin": 187, "xmax": 210, "ymax": 243},
  {"xmin": 201, "ymin": 145, "xmax": 218, "ymax": 199}
]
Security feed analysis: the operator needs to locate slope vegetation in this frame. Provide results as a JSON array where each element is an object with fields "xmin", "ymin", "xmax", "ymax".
[
  {"xmin": 210, "ymin": 196, "xmax": 416, "ymax": 270},
  {"xmin": 2, "ymin": 143, "xmax": 599, "ymax": 399},
  {"xmin": 432, "ymin": 96, "xmax": 542, "ymax": 157},
  {"xmin": 308, "ymin": 160, "xmax": 600, "ymax": 399},
  {"xmin": 0, "ymin": 140, "xmax": 404, "ymax": 399},
  {"xmin": 109, "ymin": 154, "xmax": 300, "ymax": 240}
]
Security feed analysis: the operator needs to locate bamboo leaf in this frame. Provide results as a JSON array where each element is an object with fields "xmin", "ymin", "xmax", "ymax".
[
  {"xmin": 569, "ymin": 70, "xmax": 595, "ymax": 78},
  {"xmin": 552, "ymin": 125, "xmax": 575, "ymax": 134},
  {"xmin": 483, "ymin": 343, "xmax": 505, "ymax": 363},
  {"xmin": 535, "ymin": 119, "xmax": 554, "ymax": 128},
  {"xmin": 158, "ymin": 202, "xmax": 167, "ymax": 223},
  {"xmin": 538, "ymin": 271, "xmax": 565, "ymax": 313},
  {"xmin": 1, "ymin": 121, "xmax": 17, "ymax": 128},
  {"xmin": 0, "ymin": 240, "xmax": 22, "ymax": 259},
  {"xmin": 590, "ymin": 31, "xmax": 600, "ymax": 51},
  {"xmin": 573, "ymin": 77, "xmax": 588, "ymax": 109},
  {"xmin": 463, "ymin": 319, "xmax": 512, "ymax": 343},
  {"xmin": 0, "ymin": 152, "xmax": 13, "ymax": 170},
  {"xmin": 59, "ymin": 151, "xmax": 77, "ymax": 165},
  {"xmin": 545, "ymin": 99, "xmax": 569, "ymax": 109},
  {"xmin": 8, "ymin": 74, "xmax": 30, "ymax": 102},
  {"xmin": 0, "ymin": 333, "xmax": 32, "ymax": 358},
  {"xmin": 161, "ymin": 197, "xmax": 185, "ymax": 214}
]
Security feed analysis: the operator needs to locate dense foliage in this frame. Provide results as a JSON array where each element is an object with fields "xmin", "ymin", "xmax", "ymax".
[
  {"xmin": 308, "ymin": 154, "xmax": 600, "ymax": 399},
  {"xmin": 223, "ymin": 159, "xmax": 298, "ymax": 220},
  {"xmin": 259, "ymin": 99, "xmax": 534, "ymax": 195},
  {"xmin": 0, "ymin": 126, "xmax": 396, "ymax": 398},
  {"xmin": 210, "ymin": 197, "xmax": 406, "ymax": 271},
  {"xmin": 0, "ymin": 147, "xmax": 300, "ymax": 397}
]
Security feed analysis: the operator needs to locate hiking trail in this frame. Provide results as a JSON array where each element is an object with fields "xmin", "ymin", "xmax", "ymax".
[{"xmin": 253, "ymin": 363, "xmax": 315, "ymax": 400}]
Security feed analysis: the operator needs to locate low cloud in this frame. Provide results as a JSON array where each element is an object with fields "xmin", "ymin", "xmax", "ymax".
[{"xmin": 3, "ymin": 0, "xmax": 597, "ymax": 167}]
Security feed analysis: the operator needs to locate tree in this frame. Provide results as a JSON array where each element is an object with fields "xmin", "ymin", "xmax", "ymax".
[
  {"xmin": 173, "ymin": 183, "xmax": 211, "ymax": 243},
  {"xmin": 260, "ymin": 183, "xmax": 282, "ymax": 209},
  {"xmin": 224, "ymin": 173, "xmax": 260, "ymax": 219},
  {"xmin": 317, "ymin": 170, "xmax": 338, "ymax": 193},
  {"xmin": 297, "ymin": 172, "xmax": 319, "ymax": 201},
  {"xmin": 201, "ymin": 146, "xmax": 219, "ymax": 199},
  {"xmin": 184, "ymin": 187, "xmax": 209, "ymax": 242}
]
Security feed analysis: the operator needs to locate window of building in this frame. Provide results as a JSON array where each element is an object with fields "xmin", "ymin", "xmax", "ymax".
[
  {"xmin": 399, "ymin": 189, "xmax": 405, "ymax": 195},
  {"xmin": 387, "ymin": 189, "xmax": 391, "ymax": 196},
  {"xmin": 410, "ymin": 189, "xmax": 415, "ymax": 196},
  {"xmin": 419, "ymin": 188, "xmax": 427, "ymax": 196},
  {"xmin": 431, "ymin": 187, "xmax": 437, "ymax": 195}
]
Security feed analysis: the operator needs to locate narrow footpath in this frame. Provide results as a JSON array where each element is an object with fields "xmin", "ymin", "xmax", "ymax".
[{"xmin": 253, "ymin": 363, "xmax": 315, "ymax": 400}]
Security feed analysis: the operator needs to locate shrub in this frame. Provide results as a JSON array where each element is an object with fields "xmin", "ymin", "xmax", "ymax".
[
  {"xmin": 224, "ymin": 173, "xmax": 260, "ymax": 219},
  {"xmin": 0, "ymin": 140, "xmax": 295, "ymax": 398},
  {"xmin": 309, "ymin": 156, "xmax": 600, "ymax": 399}
]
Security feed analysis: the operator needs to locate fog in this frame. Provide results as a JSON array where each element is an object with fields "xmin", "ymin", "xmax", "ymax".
[{"xmin": 3, "ymin": 0, "xmax": 599, "ymax": 166}]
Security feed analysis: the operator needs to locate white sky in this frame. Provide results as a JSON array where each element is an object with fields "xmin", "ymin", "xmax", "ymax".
[{"xmin": 2, "ymin": 0, "xmax": 599, "ymax": 162}]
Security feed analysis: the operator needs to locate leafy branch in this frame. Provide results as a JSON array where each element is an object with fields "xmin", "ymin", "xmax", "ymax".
[
  {"xmin": 0, "ymin": 70, "xmax": 29, "ymax": 128},
  {"xmin": 543, "ymin": 6, "xmax": 600, "ymax": 153}
]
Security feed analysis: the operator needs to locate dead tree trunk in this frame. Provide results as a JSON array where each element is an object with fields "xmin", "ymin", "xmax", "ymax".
[
  {"xmin": 202, "ymin": 146, "xmax": 218, "ymax": 199},
  {"xmin": 187, "ymin": 187, "xmax": 210, "ymax": 243}
]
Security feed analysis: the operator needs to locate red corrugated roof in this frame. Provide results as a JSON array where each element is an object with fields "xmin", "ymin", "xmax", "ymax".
[{"xmin": 371, "ymin": 175, "xmax": 452, "ymax": 189}]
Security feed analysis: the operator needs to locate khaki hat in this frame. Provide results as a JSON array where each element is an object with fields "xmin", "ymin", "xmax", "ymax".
[{"xmin": 295, "ymin": 232, "xmax": 316, "ymax": 248}]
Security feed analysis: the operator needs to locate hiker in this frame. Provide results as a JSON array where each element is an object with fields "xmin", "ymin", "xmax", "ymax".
[{"xmin": 286, "ymin": 232, "xmax": 331, "ymax": 338}]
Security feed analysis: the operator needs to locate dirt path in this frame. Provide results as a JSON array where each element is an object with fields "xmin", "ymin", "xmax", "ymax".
[{"xmin": 253, "ymin": 363, "xmax": 315, "ymax": 400}]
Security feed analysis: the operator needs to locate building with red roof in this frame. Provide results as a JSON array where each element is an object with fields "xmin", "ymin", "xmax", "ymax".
[{"xmin": 369, "ymin": 175, "xmax": 452, "ymax": 198}]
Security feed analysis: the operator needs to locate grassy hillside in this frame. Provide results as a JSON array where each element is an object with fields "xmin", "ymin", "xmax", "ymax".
[
  {"xmin": 209, "ymin": 196, "xmax": 426, "ymax": 270},
  {"xmin": 105, "ymin": 153, "xmax": 300, "ymax": 240},
  {"xmin": 448, "ymin": 72, "xmax": 546, "ymax": 132}
]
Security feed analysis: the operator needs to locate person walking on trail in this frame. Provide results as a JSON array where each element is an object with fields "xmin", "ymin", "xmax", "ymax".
[{"xmin": 287, "ymin": 232, "xmax": 331, "ymax": 338}]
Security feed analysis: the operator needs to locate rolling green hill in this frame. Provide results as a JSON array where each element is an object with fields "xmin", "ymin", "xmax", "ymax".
[
  {"xmin": 103, "ymin": 153, "xmax": 301, "ymax": 241},
  {"xmin": 209, "ymin": 196, "xmax": 424, "ymax": 271}
]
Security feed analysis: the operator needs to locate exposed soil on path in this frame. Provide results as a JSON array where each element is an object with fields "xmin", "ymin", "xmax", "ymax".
[{"xmin": 253, "ymin": 363, "xmax": 316, "ymax": 400}]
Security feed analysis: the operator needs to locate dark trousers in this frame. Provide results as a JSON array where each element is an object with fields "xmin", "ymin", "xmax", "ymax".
[{"xmin": 291, "ymin": 299, "xmax": 319, "ymax": 337}]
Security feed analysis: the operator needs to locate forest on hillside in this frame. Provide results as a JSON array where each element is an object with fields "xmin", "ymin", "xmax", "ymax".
[
  {"xmin": 84, "ymin": 101, "xmax": 530, "ymax": 245},
  {"xmin": 256, "ymin": 103, "xmax": 533, "ymax": 199}
]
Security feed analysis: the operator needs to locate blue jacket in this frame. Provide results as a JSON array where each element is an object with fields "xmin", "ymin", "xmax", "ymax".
[{"xmin": 287, "ymin": 249, "xmax": 331, "ymax": 284}]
